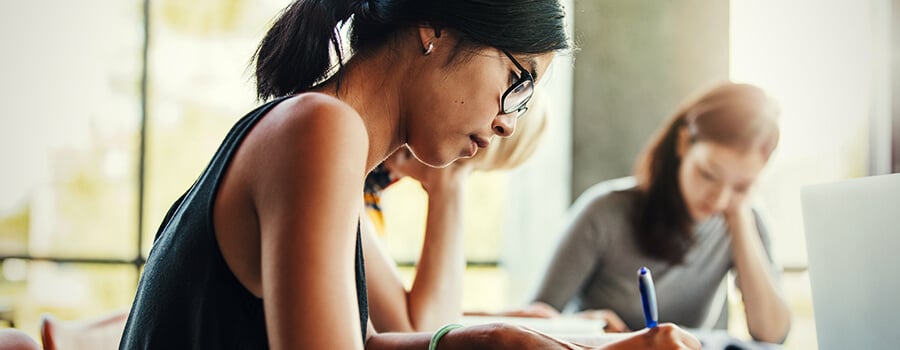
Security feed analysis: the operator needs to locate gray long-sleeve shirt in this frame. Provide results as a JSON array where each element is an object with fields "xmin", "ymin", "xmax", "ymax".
[{"xmin": 532, "ymin": 178, "xmax": 780, "ymax": 330}]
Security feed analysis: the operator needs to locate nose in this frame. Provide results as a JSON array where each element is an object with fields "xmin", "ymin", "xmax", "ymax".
[{"xmin": 492, "ymin": 113, "xmax": 517, "ymax": 137}]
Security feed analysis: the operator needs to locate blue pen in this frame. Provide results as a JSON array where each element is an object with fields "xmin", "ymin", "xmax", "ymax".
[{"xmin": 638, "ymin": 266, "xmax": 658, "ymax": 328}]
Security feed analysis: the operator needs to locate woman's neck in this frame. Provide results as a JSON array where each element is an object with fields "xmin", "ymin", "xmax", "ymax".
[{"xmin": 311, "ymin": 48, "xmax": 411, "ymax": 173}]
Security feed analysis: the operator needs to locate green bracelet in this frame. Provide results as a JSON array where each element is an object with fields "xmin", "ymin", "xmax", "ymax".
[{"xmin": 428, "ymin": 323, "xmax": 464, "ymax": 350}]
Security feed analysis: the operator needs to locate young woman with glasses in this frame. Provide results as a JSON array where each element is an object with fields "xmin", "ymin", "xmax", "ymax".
[{"xmin": 119, "ymin": 0, "xmax": 700, "ymax": 349}]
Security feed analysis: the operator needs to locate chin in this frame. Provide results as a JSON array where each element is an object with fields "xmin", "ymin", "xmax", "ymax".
[
  {"xmin": 407, "ymin": 148, "xmax": 455, "ymax": 168},
  {"xmin": 428, "ymin": 157, "xmax": 457, "ymax": 169},
  {"xmin": 690, "ymin": 210, "xmax": 716, "ymax": 222}
]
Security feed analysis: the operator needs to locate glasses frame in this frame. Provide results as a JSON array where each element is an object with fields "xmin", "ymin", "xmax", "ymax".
[{"xmin": 501, "ymin": 50, "xmax": 535, "ymax": 118}]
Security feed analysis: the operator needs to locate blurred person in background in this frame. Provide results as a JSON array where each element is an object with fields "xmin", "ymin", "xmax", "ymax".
[
  {"xmin": 362, "ymin": 94, "xmax": 557, "ymax": 333},
  {"xmin": 529, "ymin": 82, "xmax": 791, "ymax": 344}
]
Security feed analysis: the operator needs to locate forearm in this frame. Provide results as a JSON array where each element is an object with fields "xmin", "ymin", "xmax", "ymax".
[
  {"xmin": 369, "ymin": 323, "xmax": 703, "ymax": 350},
  {"xmin": 531, "ymin": 273, "xmax": 569, "ymax": 311},
  {"xmin": 366, "ymin": 325, "xmax": 490, "ymax": 350},
  {"xmin": 531, "ymin": 226, "xmax": 600, "ymax": 311},
  {"xmin": 365, "ymin": 332, "xmax": 432, "ymax": 350},
  {"xmin": 728, "ymin": 210, "xmax": 791, "ymax": 343},
  {"xmin": 407, "ymin": 183, "xmax": 466, "ymax": 331}
]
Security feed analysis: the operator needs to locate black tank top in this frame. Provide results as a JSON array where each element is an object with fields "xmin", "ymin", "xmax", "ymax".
[{"xmin": 119, "ymin": 96, "xmax": 369, "ymax": 349}]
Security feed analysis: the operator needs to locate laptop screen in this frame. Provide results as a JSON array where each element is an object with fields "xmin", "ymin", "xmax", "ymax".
[{"xmin": 801, "ymin": 174, "xmax": 900, "ymax": 350}]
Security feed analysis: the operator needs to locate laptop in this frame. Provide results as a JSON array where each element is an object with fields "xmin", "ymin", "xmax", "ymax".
[{"xmin": 801, "ymin": 173, "xmax": 900, "ymax": 350}]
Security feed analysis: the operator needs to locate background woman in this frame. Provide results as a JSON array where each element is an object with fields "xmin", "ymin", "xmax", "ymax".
[{"xmin": 531, "ymin": 83, "xmax": 791, "ymax": 343}]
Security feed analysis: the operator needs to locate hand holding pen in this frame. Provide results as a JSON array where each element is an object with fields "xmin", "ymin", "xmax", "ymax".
[{"xmin": 588, "ymin": 266, "xmax": 701, "ymax": 349}]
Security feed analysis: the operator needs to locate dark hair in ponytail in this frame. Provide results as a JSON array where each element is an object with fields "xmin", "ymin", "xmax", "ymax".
[{"xmin": 254, "ymin": 0, "xmax": 570, "ymax": 101}]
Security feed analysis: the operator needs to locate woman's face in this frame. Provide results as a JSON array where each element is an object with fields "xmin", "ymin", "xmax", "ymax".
[
  {"xmin": 678, "ymin": 140, "xmax": 767, "ymax": 221},
  {"xmin": 404, "ymin": 45, "xmax": 555, "ymax": 168}
]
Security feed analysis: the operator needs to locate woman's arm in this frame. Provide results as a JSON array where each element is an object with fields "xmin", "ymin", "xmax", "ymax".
[
  {"xmin": 364, "ymin": 153, "xmax": 471, "ymax": 332},
  {"xmin": 365, "ymin": 323, "xmax": 702, "ymax": 350},
  {"xmin": 726, "ymin": 206, "xmax": 791, "ymax": 343},
  {"xmin": 361, "ymin": 208, "xmax": 419, "ymax": 331},
  {"xmin": 532, "ymin": 192, "xmax": 609, "ymax": 311},
  {"xmin": 405, "ymin": 165, "xmax": 469, "ymax": 330},
  {"xmin": 253, "ymin": 95, "xmax": 371, "ymax": 349}
]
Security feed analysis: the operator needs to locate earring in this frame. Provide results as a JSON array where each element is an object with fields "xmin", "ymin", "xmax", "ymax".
[{"xmin": 423, "ymin": 42, "xmax": 434, "ymax": 56}]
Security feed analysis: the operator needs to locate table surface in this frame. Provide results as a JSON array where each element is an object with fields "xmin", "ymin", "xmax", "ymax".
[
  {"xmin": 689, "ymin": 329, "xmax": 784, "ymax": 350},
  {"xmin": 458, "ymin": 315, "xmax": 784, "ymax": 350}
]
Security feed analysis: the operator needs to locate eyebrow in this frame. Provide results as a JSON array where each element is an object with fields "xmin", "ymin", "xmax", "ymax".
[{"xmin": 705, "ymin": 160, "xmax": 754, "ymax": 187}]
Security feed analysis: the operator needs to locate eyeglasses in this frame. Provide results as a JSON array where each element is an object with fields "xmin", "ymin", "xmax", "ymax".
[{"xmin": 501, "ymin": 50, "xmax": 534, "ymax": 118}]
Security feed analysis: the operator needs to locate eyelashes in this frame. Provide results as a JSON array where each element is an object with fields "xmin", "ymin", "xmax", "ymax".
[
  {"xmin": 699, "ymin": 168, "xmax": 717, "ymax": 182},
  {"xmin": 698, "ymin": 166, "xmax": 751, "ymax": 194}
]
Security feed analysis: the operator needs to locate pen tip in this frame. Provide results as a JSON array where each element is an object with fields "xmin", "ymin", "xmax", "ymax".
[{"xmin": 639, "ymin": 266, "xmax": 649, "ymax": 275}]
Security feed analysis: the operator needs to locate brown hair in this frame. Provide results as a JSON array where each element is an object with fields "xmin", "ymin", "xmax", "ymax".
[{"xmin": 633, "ymin": 82, "xmax": 780, "ymax": 264}]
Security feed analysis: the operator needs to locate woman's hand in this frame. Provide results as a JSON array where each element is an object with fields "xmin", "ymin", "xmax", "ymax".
[
  {"xmin": 574, "ymin": 309, "xmax": 630, "ymax": 333},
  {"xmin": 723, "ymin": 202, "xmax": 754, "ymax": 236},
  {"xmin": 368, "ymin": 146, "xmax": 473, "ymax": 332},
  {"xmin": 438, "ymin": 323, "xmax": 700, "ymax": 350},
  {"xmin": 600, "ymin": 324, "xmax": 701, "ymax": 350},
  {"xmin": 722, "ymin": 202, "xmax": 792, "ymax": 342},
  {"xmin": 440, "ymin": 323, "xmax": 594, "ymax": 350},
  {"xmin": 384, "ymin": 147, "xmax": 472, "ymax": 194}
]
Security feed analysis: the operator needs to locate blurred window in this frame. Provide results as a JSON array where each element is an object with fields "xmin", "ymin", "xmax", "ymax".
[{"xmin": 0, "ymin": 0, "xmax": 288, "ymax": 336}]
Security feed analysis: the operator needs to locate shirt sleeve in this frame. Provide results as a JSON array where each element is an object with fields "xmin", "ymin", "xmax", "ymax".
[{"xmin": 531, "ymin": 189, "xmax": 610, "ymax": 311}]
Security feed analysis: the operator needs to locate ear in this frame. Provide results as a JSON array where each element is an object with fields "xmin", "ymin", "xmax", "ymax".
[
  {"xmin": 417, "ymin": 25, "xmax": 442, "ymax": 54},
  {"xmin": 676, "ymin": 126, "xmax": 692, "ymax": 159}
]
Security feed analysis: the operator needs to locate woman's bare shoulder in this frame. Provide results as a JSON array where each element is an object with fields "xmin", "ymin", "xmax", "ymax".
[
  {"xmin": 264, "ymin": 92, "xmax": 367, "ymax": 145},
  {"xmin": 239, "ymin": 93, "xmax": 369, "ymax": 173},
  {"xmin": 238, "ymin": 92, "xmax": 370, "ymax": 202}
]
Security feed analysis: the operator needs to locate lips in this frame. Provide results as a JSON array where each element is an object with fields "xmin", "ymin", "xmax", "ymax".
[
  {"xmin": 464, "ymin": 136, "xmax": 490, "ymax": 158},
  {"xmin": 467, "ymin": 139, "xmax": 478, "ymax": 158},
  {"xmin": 470, "ymin": 135, "xmax": 490, "ymax": 149},
  {"xmin": 694, "ymin": 205, "xmax": 716, "ymax": 219}
]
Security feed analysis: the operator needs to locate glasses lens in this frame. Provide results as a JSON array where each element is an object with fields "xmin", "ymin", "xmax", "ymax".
[{"xmin": 503, "ymin": 79, "xmax": 534, "ymax": 114}]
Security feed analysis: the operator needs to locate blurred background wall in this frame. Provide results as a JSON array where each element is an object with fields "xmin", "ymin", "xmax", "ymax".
[{"xmin": 571, "ymin": 0, "xmax": 730, "ymax": 198}]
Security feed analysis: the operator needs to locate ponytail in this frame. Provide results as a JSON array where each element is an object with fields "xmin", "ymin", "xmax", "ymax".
[
  {"xmin": 253, "ymin": 0, "xmax": 570, "ymax": 101},
  {"xmin": 254, "ymin": 0, "xmax": 358, "ymax": 101}
]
